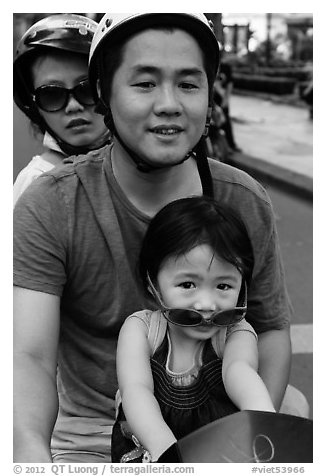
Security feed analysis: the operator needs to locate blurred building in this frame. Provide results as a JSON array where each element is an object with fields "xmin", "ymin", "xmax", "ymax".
[
  {"xmin": 220, "ymin": 13, "xmax": 313, "ymax": 62},
  {"xmin": 13, "ymin": 13, "xmax": 313, "ymax": 63}
]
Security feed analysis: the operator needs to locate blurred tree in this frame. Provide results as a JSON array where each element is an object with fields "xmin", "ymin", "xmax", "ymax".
[{"xmin": 205, "ymin": 13, "xmax": 223, "ymax": 44}]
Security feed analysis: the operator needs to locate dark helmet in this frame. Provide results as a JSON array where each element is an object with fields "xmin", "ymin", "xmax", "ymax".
[{"xmin": 14, "ymin": 13, "xmax": 98, "ymax": 130}]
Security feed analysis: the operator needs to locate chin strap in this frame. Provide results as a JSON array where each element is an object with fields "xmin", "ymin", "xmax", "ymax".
[
  {"xmin": 104, "ymin": 110, "xmax": 189, "ymax": 173},
  {"xmin": 51, "ymin": 128, "xmax": 112, "ymax": 157},
  {"xmin": 114, "ymin": 128, "xmax": 184, "ymax": 173},
  {"xmin": 193, "ymin": 136, "xmax": 214, "ymax": 198},
  {"xmin": 103, "ymin": 108, "xmax": 214, "ymax": 197}
]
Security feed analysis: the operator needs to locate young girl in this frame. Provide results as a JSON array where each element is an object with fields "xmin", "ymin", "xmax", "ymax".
[{"xmin": 112, "ymin": 196, "xmax": 275, "ymax": 463}]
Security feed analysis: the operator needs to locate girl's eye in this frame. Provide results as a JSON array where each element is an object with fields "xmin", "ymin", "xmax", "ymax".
[
  {"xmin": 217, "ymin": 283, "xmax": 231, "ymax": 291},
  {"xmin": 179, "ymin": 282, "xmax": 195, "ymax": 289}
]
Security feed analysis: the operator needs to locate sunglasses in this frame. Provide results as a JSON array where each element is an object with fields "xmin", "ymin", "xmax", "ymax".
[
  {"xmin": 147, "ymin": 274, "xmax": 247, "ymax": 328},
  {"xmin": 32, "ymin": 79, "xmax": 95, "ymax": 112}
]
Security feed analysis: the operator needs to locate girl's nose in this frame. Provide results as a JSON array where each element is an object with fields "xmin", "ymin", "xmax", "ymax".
[{"xmin": 193, "ymin": 292, "xmax": 217, "ymax": 314}]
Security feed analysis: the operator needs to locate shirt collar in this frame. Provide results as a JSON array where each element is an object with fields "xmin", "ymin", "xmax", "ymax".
[{"xmin": 43, "ymin": 131, "xmax": 66, "ymax": 156}]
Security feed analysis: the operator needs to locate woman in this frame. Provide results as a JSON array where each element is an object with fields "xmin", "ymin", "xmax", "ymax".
[{"xmin": 13, "ymin": 14, "xmax": 110, "ymax": 205}]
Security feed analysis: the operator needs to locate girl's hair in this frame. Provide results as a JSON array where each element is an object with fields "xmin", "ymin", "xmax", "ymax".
[{"xmin": 139, "ymin": 196, "xmax": 254, "ymax": 292}]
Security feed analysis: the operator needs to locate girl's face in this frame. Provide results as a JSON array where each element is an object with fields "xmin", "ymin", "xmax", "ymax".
[
  {"xmin": 32, "ymin": 53, "xmax": 108, "ymax": 147},
  {"xmin": 109, "ymin": 28, "xmax": 209, "ymax": 167},
  {"xmin": 156, "ymin": 244, "xmax": 242, "ymax": 341}
]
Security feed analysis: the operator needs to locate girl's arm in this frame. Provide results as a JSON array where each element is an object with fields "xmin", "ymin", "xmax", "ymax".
[
  {"xmin": 222, "ymin": 329, "xmax": 276, "ymax": 412},
  {"xmin": 116, "ymin": 317, "xmax": 177, "ymax": 461}
]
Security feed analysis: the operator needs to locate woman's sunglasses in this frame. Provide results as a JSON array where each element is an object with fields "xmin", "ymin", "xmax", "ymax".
[
  {"xmin": 147, "ymin": 274, "xmax": 247, "ymax": 328},
  {"xmin": 32, "ymin": 79, "xmax": 95, "ymax": 112}
]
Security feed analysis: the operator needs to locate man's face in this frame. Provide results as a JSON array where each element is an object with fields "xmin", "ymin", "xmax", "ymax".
[{"xmin": 109, "ymin": 28, "xmax": 209, "ymax": 168}]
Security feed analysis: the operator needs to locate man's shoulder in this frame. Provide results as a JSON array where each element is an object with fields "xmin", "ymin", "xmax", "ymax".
[
  {"xmin": 15, "ymin": 146, "xmax": 110, "ymax": 209},
  {"xmin": 209, "ymin": 159, "xmax": 269, "ymax": 202},
  {"xmin": 43, "ymin": 145, "xmax": 109, "ymax": 182}
]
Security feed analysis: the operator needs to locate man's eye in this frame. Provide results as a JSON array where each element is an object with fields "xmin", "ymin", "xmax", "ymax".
[
  {"xmin": 180, "ymin": 82, "xmax": 198, "ymax": 90},
  {"xmin": 179, "ymin": 282, "xmax": 195, "ymax": 289},
  {"xmin": 133, "ymin": 82, "xmax": 155, "ymax": 88}
]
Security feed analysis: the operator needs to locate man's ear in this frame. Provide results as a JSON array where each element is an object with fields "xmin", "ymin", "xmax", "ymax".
[
  {"xmin": 203, "ymin": 106, "xmax": 213, "ymax": 137},
  {"xmin": 94, "ymin": 79, "xmax": 108, "ymax": 116}
]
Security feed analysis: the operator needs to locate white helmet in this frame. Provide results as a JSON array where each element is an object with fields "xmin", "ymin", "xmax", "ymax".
[{"xmin": 89, "ymin": 13, "xmax": 220, "ymax": 104}]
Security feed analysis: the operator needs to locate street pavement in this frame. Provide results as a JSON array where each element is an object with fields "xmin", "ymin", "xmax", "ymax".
[
  {"xmin": 230, "ymin": 93, "xmax": 313, "ymax": 197},
  {"xmin": 228, "ymin": 93, "xmax": 313, "ymax": 418}
]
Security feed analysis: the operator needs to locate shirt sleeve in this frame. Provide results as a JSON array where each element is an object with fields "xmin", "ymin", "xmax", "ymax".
[
  {"xmin": 226, "ymin": 319, "xmax": 257, "ymax": 341},
  {"xmin": 212, "ymin": 319, "xmax": 257, "ymax": 358},
  {"xmin": 13, "ymin": 174, "xmax": 69, "ymax": 296},
  {"xmin": 210, "ymin": 162, "xmax": 293, "ymax": 334},
  {"xmin": 247, "ymin": 196, "xmax": 293, "ymax": 333}
]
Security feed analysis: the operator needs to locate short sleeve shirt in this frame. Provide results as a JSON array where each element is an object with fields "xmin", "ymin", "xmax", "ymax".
[{"xmin": 13, "ymin": 144, "xmax": 292, "ymax": 426}]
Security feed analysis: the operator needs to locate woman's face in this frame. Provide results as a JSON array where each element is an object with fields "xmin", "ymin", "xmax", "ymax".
[
  {"xmin": 109, "ymin": 28, "xmax": 209, "ymax": 167},
  {"xmin": 32, "ymin": 52, "xmax": 108, "ymax": 147}
]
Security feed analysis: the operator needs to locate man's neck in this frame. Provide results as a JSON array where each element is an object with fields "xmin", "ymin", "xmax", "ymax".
[{"xmin": 111, "ymin": 143, "xmax": 203, "ymax": 217}]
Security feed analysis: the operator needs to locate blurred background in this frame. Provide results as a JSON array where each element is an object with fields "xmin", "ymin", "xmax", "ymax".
[{"xmin": 13, "ymin": 12, "xmax": 313, "ymax": 95}]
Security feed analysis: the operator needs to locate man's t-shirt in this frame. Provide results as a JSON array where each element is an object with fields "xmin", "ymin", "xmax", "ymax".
[{"xmin": 13, "ymin": 144, "xmax": 292, "ymax": 452}]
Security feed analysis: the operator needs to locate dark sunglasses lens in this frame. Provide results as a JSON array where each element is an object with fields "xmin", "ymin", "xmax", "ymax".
[
  {"xmin": 211, "ymin": 308, "xmax": 245, "ymax": 326},
  {"xmin": 74, "ymin": 81, "xmax": 95, "ymax": 106},
  {"xmin": 36, "ymin": 86, "xmax": 67, "ymax": 112},
  {"xmin": 168, "ymin": 309, "xmax": 202, "ymax": 326}
]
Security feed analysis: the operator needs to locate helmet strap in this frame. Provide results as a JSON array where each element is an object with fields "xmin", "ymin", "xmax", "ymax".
[
  {"xmin": 102, "ymin": 104, "xmax": 213, "ymax": 195},
  {"xmin": 44, "ymin": 123, "xmax": 111, "ymax": 157},
  {"xmin": 103, "ymin": 108, "xmax": 190, "ymax": 173}
]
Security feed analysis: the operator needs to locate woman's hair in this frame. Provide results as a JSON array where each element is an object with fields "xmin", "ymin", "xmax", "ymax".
[{"xmin": 139, "ymin": 196, "xmax": 254, "ymax": 292}]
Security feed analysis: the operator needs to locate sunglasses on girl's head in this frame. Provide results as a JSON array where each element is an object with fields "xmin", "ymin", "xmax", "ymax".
[
  {"xmin": 147, "ymin": 274, "xmax": 247, "ymax": 328},
  {"xmin": 32, "ymin": 79, "xmax": 95, "ymax": 112}
]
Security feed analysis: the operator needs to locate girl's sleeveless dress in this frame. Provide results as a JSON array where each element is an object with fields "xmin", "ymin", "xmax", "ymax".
[{"xmin": 111, "ymin": 310, "xmax": 256, "ymax": 463}]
